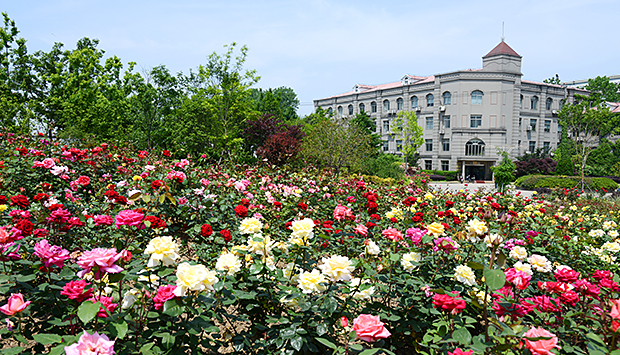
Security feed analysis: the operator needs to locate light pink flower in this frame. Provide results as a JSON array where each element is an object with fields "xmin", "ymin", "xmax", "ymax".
[
  {"xmin": 93, "ymin": 215, "xmax": 114, "ymax": 226},
  {"xmin": 352, "ymin": 314, "xmax": 391, "ymax": 342},
  {"xmin": 34, "ymin": 239, "xmax": 70, "ymax": 268},
  {"xmin": 333, "ymin": 204, "xmax": 354, "ymax": 221},
  {"xmin": 523, "ymin": 327, "xmax": 560, "ymax": 355},
  {"xmin": 382, "ymin": 228, "xmax": 403, "ymax": 241},
  {"xmin": 77, "ymin": 248, "xmax": 123, "ymax": 279},
  {"xmin": 354, "ymin": 224, "xmax": 368, "ymax": 237},
  {"xmin": 65, "ymin": 330, "xmax": 115, "ymax": 355},
  {"xmin": 0, "ymin": 293, "xmax": 30, "ymax": 316}
]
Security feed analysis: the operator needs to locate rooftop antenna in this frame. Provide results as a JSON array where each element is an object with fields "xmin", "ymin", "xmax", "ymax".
[{"xmin": 501, "ymin": 22, "xmax": 505, "ymax": 42}]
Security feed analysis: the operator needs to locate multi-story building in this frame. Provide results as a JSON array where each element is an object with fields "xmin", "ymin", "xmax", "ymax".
[{"xmin": 313, "ymin": 41, "xmax": 588, "ymax": 180}]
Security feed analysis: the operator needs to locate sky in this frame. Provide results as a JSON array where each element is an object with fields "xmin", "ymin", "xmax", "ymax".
[{"xmin": 2, "ymin": 0, "xmax": 619, "ymax": 116}]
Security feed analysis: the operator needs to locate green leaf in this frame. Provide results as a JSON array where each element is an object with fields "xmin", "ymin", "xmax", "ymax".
[
  {"xmin": 452, "ymin": 327, "xmax": 472, "ymax": 345},
  {"xmin": 110, "ymin": 321, "xmax": 129, "ymax": 339},
  {"xmin": 324, "ymin": 296, "xmax": 338, "ymax": 314},
  {"xmin": 315, "ymin": 337, "xmax": 337, "ymax": 350},
  {"xmin": 291, "ymin": 336, "xmax": 303, "ymax": 351},
  {"xmin": 249, "ymin": 263, "xmax": 263, "ymax": 275},
  {"xmin": 316, "ymin": 323, "xmax": 328, "ymax": 336},
  {"xmin": 467, "ymin": 261, "xmax": 484, "ymax": 270},
  {"xmin": 390, "ymin": 253, "xmax": 400, "ymax": 262},
  {"xmin": 161, "ymin": 332, "xmax": 176, "ymax": 349},
  {"xmin": 359, "ymin": 349, "xmax": 382, "ymax": 355},
  {"xmin": 32, "ymin": 333, "xmax": 62, "ymax": 344},
  {"xmin": 48, "ymin": 344, "xmax": 66, "ymax": 355},
  {"xmin": 350, "ymin": 344, "xmax": 363, "ymax": 351},
  {"xmin": 140, "ymin": 342, "xmax": 155, "ymax": 355},
  {"xmin": 1, "ymin": 347, "xmax": 24, "ymax": 355},
  {"xmin": 163, "ymin": 299, "xmax": 185, "ymax": 317},
  {"xmin": 483, "ymin": 268, "xmax": 506, "ymax": 291},
  {"xmin": 77, "ymin": 301, "xmax": 100, "ymax": 324},
  {"xmin": 586, "ymin": 332, "xmax": 608, "ymax": 355}
]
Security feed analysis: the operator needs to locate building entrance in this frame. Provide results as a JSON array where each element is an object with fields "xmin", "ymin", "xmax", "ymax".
[{"xmin": 465, "ymin": 165, "xmax": 486, "ymax": 181}]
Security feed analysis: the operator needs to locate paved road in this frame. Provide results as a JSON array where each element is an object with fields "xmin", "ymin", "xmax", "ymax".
[{"xmin": 428, "ymin": 182, "xmax": 536, "ymax": 199}]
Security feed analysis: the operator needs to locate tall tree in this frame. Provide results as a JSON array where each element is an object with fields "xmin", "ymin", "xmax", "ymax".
[
  {"xmin": 392, "ymin": 110, "xmax": 424, "ymax": 168},
  {"xmin": 351, "ymin": 111, "xmax": 381, "ymax": 155},
  {"xmin": 558, "ymin": 94, "xmax": 620, "ymax": 188},
  {"xmin": 543, "ymin": 74, "xmax": 561, "ymax": 85},
  {"xmin": 585, "ymin": 76, "xmax": 620, "ymax": 102}
]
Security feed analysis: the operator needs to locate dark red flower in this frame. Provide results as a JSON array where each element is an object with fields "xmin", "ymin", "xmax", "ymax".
[
  {"xmin": 162, "ymin": 150, "xmax": 171, "ymax": 157},
  {"xmin": 10, "ymin": 195, "xmax": 29, "ymax": 208},
  {"xmin": 240, "ymin": 198, "xmax": 250, "ymax": 206},
  {"xmin": 145, "ymin": 215, "xmax": 167, "ymax": 229},
  {"xmin": 234, "ymin": 205, "xmax": 248, "ymax": 217},
  {"xmin": 201, "ymin": 224, "xmax": 213, "ymax": 237},
  {"xmin": 220, "ymin": 229, "xmax": 232, "ymax": 243},
  {"xmin": 297, "ymin": 202, "xmax": 307, "ymax": 211},
  {"xmin": 403, "ymin": 196, "xmax": 417, "ymax": 207},
  {"xmin": 151, "ymin": 180, "xmax": 164, "ymax": 190},
  {"xmin": 445, "ymin": 200, "xmax": 454, "ymax": 208},
  {"xmin": 0, "ymin": 195, "xmax": 7, "ymax": 205}
]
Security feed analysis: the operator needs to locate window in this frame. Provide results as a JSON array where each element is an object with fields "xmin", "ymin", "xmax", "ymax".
[
  {"xmin": 471, "ymin": 90, "xmax": 483, "ymax": 105},
  {"xmin": 559, "ymin": 99, "xmax": 564, "ymax": 110},
  {"xmin": 442, "ymin": 139, "xmax": 450, "ymax": 151},
  {"xmin": 543, "ymin": 142, "xmax": 550, "ymax": 151},
  {"xmin": 529, "ymin": 141, "xmax": 536, "ymax": 153},
  {"xmin": 425, "ymin": 139, "xmax": 433, "ymax": 152},
  {"xmin": 531, "ymin": 96, "xmax": 538, "ymax": 110},
  {"xmin": 519, "ymin": 118, "xmax": 522, "ymax": 130},
  {"xmin": 382, "ymin": 140, "xmax": 389, "ymax": 151},
  {"xmin": 383, "ymin": 100, "xmax": 390, "ymax": 111},
  {"xmin": 530, "ymin": 119, "xmax": 537, "ymax": 131},
  {"xmin": 337, "ymin": 106, "xmax": 343, "ymax": 116},
  {"xmin": 544, "ymin": 120, "xmax": 551, "ymax": 132},
  {"xmin": 327, "ymin": 107, "xmax": 333, "ymax": 114},
  {"xmin": 465, "ymin": 139, "xmax": 485, "ymax": 156},
  {"xmin": 520, "ymin": 94, "xmax": 523, "ymax": 108},
  {"xmin": 426, "ymin": 117, "xmax": 433, "ymax": 130},
  {"xmin": 397, "ymin": 98, "xmax": 403, "ymax": 110},
  {"xmin": 396, "ymin": 140, "xmax": 402, "ymax": 152},
  {"xmin": 426, "ymin": 94, "xmax": 434, "ymax": 107},
  {"xmin": 546, "ymin": 97, "xmax": 553, "ymax": 110},
  {"xmin": 425, "ymin": 160, "xmax": 433, "ymax": 170},
  {"xmin": 383, "ymin": 120, "xmax": 389, "ymax": 132},
  {"xmin": 371, "ymin": 101, "xmax": 377, "ymax": 113},
  {"xmin": 411, "ymin": 96, "xmax": 418, "ymax": 108},
  {"xmin": 441, "ymin": 160, "xmax": 449, "ymax": 171},
  {"xmin": 470, "ymin": 115, "xmax": 482, "ymax": 128},
  {"xmin": 443, "ymin": 115, "xmax": 451, "ymax": 128},
  {"xmin": 443, "ymin": 92, "xmax": 452, "ymax": 105},
  {"xmin": 359, "ymin": 103, "xmax": 365, "ymax": 113},
  {"xmin": 348, "ymin": 104, "xmax": 353, "ymax": 116}
]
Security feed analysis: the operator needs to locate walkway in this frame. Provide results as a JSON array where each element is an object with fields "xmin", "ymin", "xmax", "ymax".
[{"xmin": 428, "ymin": 181, "xmax": 536, "ymax": 199}]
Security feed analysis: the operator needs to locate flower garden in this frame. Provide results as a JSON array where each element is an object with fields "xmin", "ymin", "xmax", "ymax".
[{"xmin": 2, "ymin": 133, "xmax": 620, "ymax": 355}]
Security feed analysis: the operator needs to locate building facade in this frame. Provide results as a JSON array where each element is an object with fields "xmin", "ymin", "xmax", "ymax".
[{"xmin": 313, "ymin": 41, "xmax": 588, "ymax": 180}]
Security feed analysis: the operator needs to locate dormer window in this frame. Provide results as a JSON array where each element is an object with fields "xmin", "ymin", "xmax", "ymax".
[{"xmin": 353, "ymin": 85, "xmax": 360, "ymax": 93}]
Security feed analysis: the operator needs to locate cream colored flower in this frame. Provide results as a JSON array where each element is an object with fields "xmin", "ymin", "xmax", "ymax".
[
  {"xmin": 426, "ymin": 222, "xmax": 445, "ymax": 236},
  {"xmin": 401, "ymin": 252, "xmax": 421, "ymax": 271},
  {"xmin": 609, "ymin": 230, "xmax": 619, "ymax": 238},
  {"xmin": 121, "ymin": 289, "xmax": 140, "ymax": 309},
  {"xmin": 484, "ymin": 233, "xmax": 504, "ymax": 248},
  {"xmin": 137, "ymin": 272, "xmax": 160, "ymax": 287},
  {"xmin": 174, "ymin": 262, "xmax": 218, "ymax": 296},
  {"xmin": 454, "ymin": 265, "xmax": 476, "ymax": 286},
  {"xmin": 466, "ymin": 219, "xmax": 488, "ymax": 237},
  {"xmin": 247, "ymin": 234, "xmax": 274, "ymax": 256},
  {"xmin": 144, "ymin": 236, "xmax": 180, "ymax": 268},
  {"xmin": 514, "ymin": 261, "xmax": 533, "ymax": 276},
  {"xmin": 509, "ymin": 246, "xmax": 528, "ymax": 261},
  {"xmin": 603, "ymin": 221, "xmax": 617, "ymax": 230},
  {"xmin": 298, "ymin": 269, "xmax": 327, "ymax": 294},
  {"xmin": 365, "ymin": 240, "xmax": 381, "ymax": 256},
  {"xmin": 602, "ymin": 241, "xmax": 620, "ymax": 253},
  {"xmin": 589, "ymin": 229, "xmax": 605, "ymax": 238},
  {"xmin": 215, "ymin": 252, "xmax": 242, "ymax": 275},
  {"xmin": 527, "ymin": 254, "xmax": 552, "ymax": 273},
  {"xmin": 279, "ymin": 291, "xmax": 299, "ymax": 308},
  {"xmin": 319, "ymin": 255, "xmax": 355, "ymax": 282},
  {"xmin": 291, "ymin": 218, "xmax": 315, "ymax": 239},
  {"xmin": 350, "ymin": 278, "xmax": 375, "ymax": 300},
  {"xmin": 239, "ymin": 217, "xmax": 263, "ymax": 235}
]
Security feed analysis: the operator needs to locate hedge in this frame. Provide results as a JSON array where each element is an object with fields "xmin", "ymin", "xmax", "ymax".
[
  {"xmin": 422, "ymin": 170, "xmax": 458, "ymax": 181},
  {"xmin": 514, "ymin": 174, "xmax": 619, "ymax": 191}
]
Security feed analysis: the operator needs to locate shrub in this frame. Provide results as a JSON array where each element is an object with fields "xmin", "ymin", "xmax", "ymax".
[
  {"xmin": 428, "ymin": 174, "xmax": 447, "ymax": 181},
  {"xmin": 555, "ymin": 156, "xmax": 574, "ymax": 175},
  {"xmin": 422, "ymin": 170, "xmax": 458, "ymax": 181},
  {"xmin": 515, "ymin": 157, "xmax": 557, "ymax": 177},
  {"xmin": 514, "ymin": 175, "xmax": 618, "ymax": 191},
  {"xmin": 363, "ymin": 153, "xmax": 404, "ymax": 180}
]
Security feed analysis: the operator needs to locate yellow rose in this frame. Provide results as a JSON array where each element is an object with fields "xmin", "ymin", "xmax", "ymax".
[
  {"xmin": 0, "ymin": 205, "xmax": 7, "ymax": 213},
  {"xmin": 298, "ymin": 269, "xmax": 327, "ymax": 294},
  {"xmin": 426, "ymin": 222, "xmax": 445, "ymax": 236},
  {"xmin": 239, "ymin": 217, "xmax": 263, "ymax": 235},
  {"xmin": 174, "ymin": 262, "xmax": 218, "ymax": 296},
  {"xmin": 215, "ymin": 252, "xmax": 242, "ymax": 275},
  {"xmin": 144, "ymin": 236, "xmax": 180, "ymax": 268}
]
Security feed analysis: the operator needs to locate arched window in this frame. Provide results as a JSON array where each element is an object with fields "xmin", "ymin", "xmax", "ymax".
[
  {"xmin": 348, "ymin": 104, "xmax": 353, "ymax": 115},
  {"xmin": 531, "ymin": 96, "xmax": 538, "ymax": 110},
  {"xmin": 426, "ymin": 94, "xmax": 434, "ymax": 107},
  {"xmin": 337, "ymin": 106, "xmax": 343, "ymax": 116},
  {"xmin": 442, "ymin": 91, "xmax": 452, "ymax": 105},
  {"xmin": 371, "ymin": 101, "xmax": 377, "ymax": 113},
  {"xmin": 359, "ymin": 103, "xmax": 365, "ymax": 113},
  {"xmin": 471, "ymin": 90, "xmax": 483, "ymax": 105},
  {"xmin": 465, "ymin": 139, "xmax": 485, "ymax": 156},
  {"xmin": 411, "ymin": 96, "xmax": 418, "ymax": 108},
  {"xmin": 546, "ymin": 97, "xmax": 553, "ymax": 110},
  {"xmin": 520, "ymin": 95, "xmax": 523, "ymax": 108},
  {"xmin": 327, "ymin": 107, "xmax": 333, "ymax": 114},
  {"xmin": 383, "ymin": 100, "xmax": 390, "ymax": 111},
  {"xmin": 396, "ymin": 98, "xmax": 403, "ymax": 110}
]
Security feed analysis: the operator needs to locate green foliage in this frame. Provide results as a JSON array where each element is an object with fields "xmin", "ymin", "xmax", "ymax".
[
  {"xmin": 248, "ymin": 87, "xmax": 299, "ymax": 122},
  {"xmin": 352, "ymin": 111, "xmax": 381, "ymax": 155},
  {"xmin": 393, "ymin": 111, "xmax": 423, "ymax": 167},
  {"xmin": 585, "ymin": 76, "xmax": 620, "ymax": 102},
  {"xmin": 514, "ymin": 174, "xmax": 618, "ymax": 191},
  {"xmin": 421, "ymin": 170, "xmax": 458, "ymax": 181},
  {"xmin": 363, "ymin": 153, "xmax": 404, "ymax": 180},
  {"xmin": 491, "ymin": 151, "xmax": 516, "ymax": 192},
  {"xmin": 543, "ymin": 74, "xmax": 561, "ymax": 85}
]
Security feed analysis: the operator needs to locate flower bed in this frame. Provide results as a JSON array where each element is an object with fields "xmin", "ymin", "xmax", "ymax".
[{"xmin": 1, "ymin": 133, "xmax": 620, "ymax": 354}]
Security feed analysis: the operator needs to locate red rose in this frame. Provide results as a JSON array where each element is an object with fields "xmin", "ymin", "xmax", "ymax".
[
  {"xmin": 15, "ymin": 219, "xmax": 33, "ymax": 236},
  {"xmin": 554, "ymin": 267, "xmax": 580, "ymax": 283},
  {"xmin": 61, "ymin": 280, "xmax": 93, "ymax": 303},
  {"xmin": 201, "ymin": 224, "xmax": 213, "ymax": 237},
  {"xmin": 220, "ymin": 229, "xmax": 232, "ymax": 243},
  {"xmin": 234, "ymin": 205, "xmax": 248, "ymax": 217},
  {"xmin": 240, "ymin": 198, "xmax": 250, "ymax": 206},
  {"xmin": 10, "ymin": 195, "xmax": 29, "ymax": 208},
  {"xmin": 151, "ymin": 180, "xmax": 164, "ymax": 190},
  {"xmin": 432, "ymin": 292, "xmax": 466, "ymax": 315},
  {"xmin": 145, "ymin": 215, "xmax": 167, "ymax": 229},
  {"xmin": 0, "ymin": 195, "xmax": 7, "ymax": 205},
  {"xmin": 77, "ymin": 176, "xmax": 91, "ymax": 186},
  {"xmin": 162, "ymin": 150, "xmax": 171, "ymax": 157},
  {"xmin": 297, "ymin": 202, "xmax": 307, "ymax": 211}
]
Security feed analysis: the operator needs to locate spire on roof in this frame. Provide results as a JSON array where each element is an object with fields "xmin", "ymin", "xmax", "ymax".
[{"xmin": 483, "ymin": 41, "xmax": 521, "ymax": 58}]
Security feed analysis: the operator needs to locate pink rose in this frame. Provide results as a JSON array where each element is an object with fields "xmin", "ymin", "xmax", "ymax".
[
  {"xmin": 505, "ymin": 268, "xmax": 531, "ymax": 290},
  {"xmin": 354, "ymin": 224, "xmax": 368, "ymax": 237},
  {"xmin": 89, "ymin": 296, "xmax": 118, "ymax": 318},
  {"xmin": 554, "ymin": 266, "xmax": 579, "ymax": 282},
  {"xmin": 333, "ymin": 204, "xmax": 354, "ymax": 221},
  {"xmin": 352, "ymin": 314, "xmax": 391, "ymax": 342},
  {"xmin": 610, "ymin": 299, "xmax": 620, "ymax": 320},
  {"xmin": 77, "ymin": 248, "xmax": 123, "ymax": 279},
  {"xmin": 65, "ymin": 330, "xmax": 115, "ymax": 355},
  {"xmin": 34, "ymin": 239, "xmax": 70, "ymax": 268},
  {"xmin": 114, "ymin": 209, "xmax": 145, "ymax": 229},
  {"xmin": 153, "ymin": 285, "xmax": 177, "ymax": 310},
  {"xmin": 448, "ymin": 349, "xmax": 474, "ymax": 355},
  {"xmin": 93, "ymin": 215, "xmax": 114, "ymax": 226},
  {"xmin": 523, "ymin": 326, "xmax": 560, "ymax": 355},
  {"xmin": 0, "ymin": 293, "xmax": 30, "ymax": 316},
  {"xmin": 382, "ymin": 228, "xmax": 403, "ymax": 242},
  {"xmin": 61, "ymin": 280, "xmax": 93, "ymax": 303}
]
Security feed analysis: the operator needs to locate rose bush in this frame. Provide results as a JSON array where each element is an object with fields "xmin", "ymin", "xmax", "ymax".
[{"xmin": 0, "ymin": 133, "xmax": 620, "ymax": 354}]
